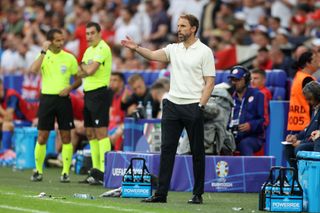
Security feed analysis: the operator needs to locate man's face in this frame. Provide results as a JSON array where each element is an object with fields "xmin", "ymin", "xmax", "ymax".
[
  {"xmin": 51, "ymin": 33, "xmax": 64, "ymax": 51},
  {"xmin": 177, "ymin": 18, "xmax": 195, "ymax": 42},
  {"xmin": 131, "ymin": 79, "xmax": 146, "ymax": 97},
  {"xmin": 230, "ymin": 77, "xmax": 247, "ymax": 93},
  {"xmin": 251, "ymin": 73, "xmax": 265, "ymax": 89},
  {"xmin": 86, "ymin": 26, "xmax": 100, "ymax": 46},
  {"xmin": 110, "ymin": 75, "xmax": 124, "ymax": 92}
]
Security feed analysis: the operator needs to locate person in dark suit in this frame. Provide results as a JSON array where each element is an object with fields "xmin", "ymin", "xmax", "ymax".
[{"xmin": 284, "ymin": 81, "xmax": 320, "ymax": 170}]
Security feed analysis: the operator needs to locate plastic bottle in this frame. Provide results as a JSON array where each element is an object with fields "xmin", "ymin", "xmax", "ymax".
[
  {"xmin": 136, "ymin": 101, "xmax": 145, "ymax": 118},
  {"xmin": 146, "ymin": 101, "xmax": 152, "ymax": 119},
  {"xmin": 73, "ymin": 193, "xmax": 94, "ymax": 199}
]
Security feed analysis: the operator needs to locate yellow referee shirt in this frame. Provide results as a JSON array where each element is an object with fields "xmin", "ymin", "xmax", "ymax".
[
  {"xmin": 82, "ymin": 40, "xmax": 112, "ymax": 92},
  {"xmin": 40, "ymin": 50, "xmax": 78, "ymax": 94}
]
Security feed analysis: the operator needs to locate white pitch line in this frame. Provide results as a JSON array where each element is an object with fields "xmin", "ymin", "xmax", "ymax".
[
  {"xmin": 0, "ymin": 205, "xmax": 49, "ymax": 213},
  {"xmin": 0, "ymin": 191, "xmax": 156, "ymax": 213},
  {"xmin": 50, "ymin": 199, "xmax": 156, "ymax": 213}
]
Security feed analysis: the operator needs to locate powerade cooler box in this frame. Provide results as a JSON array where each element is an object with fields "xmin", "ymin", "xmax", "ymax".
[
  {"xmin": 121, "ymin": 157, "xmax": 152, "ymax": 198},
  {"xmin": 259, "ymin": 167, "xmax": 303, "ymax": 212},
  {"xmin": 297, "ymin": 151, "xmax": 320, "ymax": 212}
]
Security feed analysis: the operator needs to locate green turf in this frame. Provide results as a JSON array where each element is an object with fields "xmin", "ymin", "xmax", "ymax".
[{"xmin": 0, "ymin": 167, "xmax": 260, "ymax": 213}]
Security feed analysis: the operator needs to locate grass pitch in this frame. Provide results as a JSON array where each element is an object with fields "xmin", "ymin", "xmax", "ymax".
[{"xmin": 0, "ymin": 167, "xmax": 260, "ymax": 213}]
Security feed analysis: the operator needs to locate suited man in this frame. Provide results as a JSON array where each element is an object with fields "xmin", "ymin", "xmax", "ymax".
[{"xmin": 284, "ymin": 81, "xmax": 320, "ymax": 170}]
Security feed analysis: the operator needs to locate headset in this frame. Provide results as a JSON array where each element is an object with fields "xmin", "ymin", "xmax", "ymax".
[{"xmin": 230, "ymin": 65, "xmax": 251, "ymax": 86}]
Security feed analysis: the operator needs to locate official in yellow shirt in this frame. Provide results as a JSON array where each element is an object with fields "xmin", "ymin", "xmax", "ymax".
[
  {"xmin": 78, "ymin": 22, "xmax": 112, "ymax": 172},
  {"xmin": 29, "ymin": 28, "xmax": 82, "ymax": 182}
]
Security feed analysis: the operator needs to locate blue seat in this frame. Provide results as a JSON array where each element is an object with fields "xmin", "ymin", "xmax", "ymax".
[{"xmin": 265, "ymin": 70, "xmax": 287, "ymax": 100}]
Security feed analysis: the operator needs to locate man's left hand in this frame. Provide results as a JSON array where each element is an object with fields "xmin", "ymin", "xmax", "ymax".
[
  {"xmin": 238, "ymin": 122, "xmax": 251, "ymax": 132},
  {"xmin": 59, "ymin": 87, "xmax": 71, "ymax": 97}
]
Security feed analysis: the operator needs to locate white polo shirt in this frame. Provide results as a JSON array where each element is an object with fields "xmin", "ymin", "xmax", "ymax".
[{"xmin": 162, "ymin": 39, "xmax": 215, "ymax": 104}]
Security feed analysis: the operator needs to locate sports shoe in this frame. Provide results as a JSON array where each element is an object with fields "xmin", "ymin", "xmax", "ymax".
[
  {"xmin": 31, "ymin": 171, "xmax": 43, "ymax": 182},
  {"xmin": 60, "ymin": 173, "xmax": 70, "ymax": 183}
]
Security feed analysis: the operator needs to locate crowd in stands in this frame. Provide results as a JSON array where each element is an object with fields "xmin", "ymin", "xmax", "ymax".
[{"xmin": 2, "ymin": 0, "xmax": 320, "ymax": 158}]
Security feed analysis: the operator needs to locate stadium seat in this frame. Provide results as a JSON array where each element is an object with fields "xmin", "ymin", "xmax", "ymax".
[{"xmin": 265, "ymin": 70, "xmax": 287, "ymax": 100}]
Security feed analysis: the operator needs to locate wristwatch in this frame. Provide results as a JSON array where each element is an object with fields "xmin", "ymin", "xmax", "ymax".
[
  {"xmin": 198, "ymin": 103, "xmax": 205, "ymax": 110},
  {"xmin": 40, "ymin": 50, "xmax": 46, "ymax": 55}
]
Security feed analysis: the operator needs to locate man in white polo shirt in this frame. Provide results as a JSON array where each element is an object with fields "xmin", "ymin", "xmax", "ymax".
[{"xmin": 121, "ymin": 14, "xmax": 215, "ymax": 204}]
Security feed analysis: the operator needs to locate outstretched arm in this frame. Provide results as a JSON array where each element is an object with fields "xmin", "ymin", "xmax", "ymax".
[{"xmin": 121, "ymin": 36, "xmax": 168, "ymax": 63}]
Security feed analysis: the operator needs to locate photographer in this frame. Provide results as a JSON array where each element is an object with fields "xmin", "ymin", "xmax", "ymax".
[{"xmin": 228, "ymin": 66, "xmax": 265, "ymax": 156}]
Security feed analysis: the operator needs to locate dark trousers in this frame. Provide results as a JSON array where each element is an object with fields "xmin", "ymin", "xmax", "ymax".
[
  {"xmin": 283, "ymin": 142, "xmax": 314, "ymax": 170},
  {"xmin": 155, "ymin": 99, "xmax": 205, "ymax": 197}
]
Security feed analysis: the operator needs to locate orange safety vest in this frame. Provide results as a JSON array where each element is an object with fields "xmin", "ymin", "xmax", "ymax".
[{"xmin": 287, "ymin": 71, "xmax": 316, "ymax": 131}]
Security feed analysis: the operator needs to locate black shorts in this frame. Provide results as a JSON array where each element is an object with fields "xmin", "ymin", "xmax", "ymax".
[
  {"xmin": 37, "ymin": 94, "xmax": 75, "ymax": 130},
  {"xmin": 84, "ymin": 87, "xmax": 111, "ymax": 128}
]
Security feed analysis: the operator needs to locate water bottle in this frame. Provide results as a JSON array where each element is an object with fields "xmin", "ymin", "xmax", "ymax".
[
  {"xmin": 146, "ymin": 101, "xmax": 152, "ymax": 119},
  {"xmin": 73, "ymin": 193, "xmax": 94, "ymax": 199},
  {"xmin": 137, "ymin": 101, "xmax": 144, "ymax": 110}
]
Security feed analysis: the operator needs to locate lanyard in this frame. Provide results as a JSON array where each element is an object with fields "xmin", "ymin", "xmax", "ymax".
[{"xmin": 230, "ymin": 97, "xmax": 245, "ymax": 126}]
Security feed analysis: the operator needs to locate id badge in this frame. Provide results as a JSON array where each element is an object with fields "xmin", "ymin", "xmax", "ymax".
[{"xmin": 230, "ymin": 119, "xmax": 239, "ymax": 127}]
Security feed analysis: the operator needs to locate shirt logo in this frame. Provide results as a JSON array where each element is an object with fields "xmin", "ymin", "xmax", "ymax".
[
  {"xmin": 232, "ymin": 69, "xmax": 239, "ymax": 74},
  {"xmin": 248, "ymin": 96, "xmax": 254, "ymax": 103},
  {"xmin": 95, "ymin": 119, "xmax": 99, "ymax": 125},
  {"xmin": 60, "ymin": 65, "xmax": 67, "ymax": 74}
]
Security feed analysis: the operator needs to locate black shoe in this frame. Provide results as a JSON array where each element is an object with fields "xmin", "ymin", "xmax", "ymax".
[
  {"xmin": 141, "ymin": 195, "xmax": 167, "ymax": 203},
  {"xmin": 60, "ymin": 173, "xmax": 70, "ymax": 183},
  {"xmin": 31, "ymin": 171, "xmax": 43, "ymax": 182},
  {"xmin": 187, "ymin": 195, "xmax": 203, "ymax": 204}
]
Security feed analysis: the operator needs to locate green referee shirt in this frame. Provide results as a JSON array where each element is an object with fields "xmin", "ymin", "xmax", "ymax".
[
  {"xmin": 82, "ymin": 40, "xmax": 112, "ymax": 91},
  {"xmin": 40, "ymin": 50, "xmax": 78, "ymax": 95}
]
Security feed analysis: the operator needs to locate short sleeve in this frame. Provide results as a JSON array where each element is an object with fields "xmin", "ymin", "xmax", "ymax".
[
  {"xmin": 202, "ymin": 48, "xmax": 216, "ymax": 77},
  {"xmin": 162, "ymin": 44, "xmax": 173, "ymax": 62},
  {"xmin": 93, "ymin": 45, "xmax": 108, "ymax": 64}
]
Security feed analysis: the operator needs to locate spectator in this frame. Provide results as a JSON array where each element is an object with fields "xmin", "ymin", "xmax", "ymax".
[
  {"xmin": 114, "ymin": 6, "xmax": 141, "ymax": 45},
  {"xmin": 270, "ymin": 47, "xmax": 295, "ymax": 78},
  {"xmin": 268, "ymin": 16, "xmax": 281, "ymax": 38},
  {"xmin": 74, "ymin": 4, "xmax": 92, "ymax": 62},
  {"xmin": 109, "ymin": 72, "xmax": 126, "ymax": 151},
  {"xmin": 0, "ymin": 34, "xmax": 25, "ymax": 74},
  {"xmin": 150, "ymin": 81, "xmax": 169, "ymax": 118},
  {"xmin": 199, "ymin": 0, "xmax": 221, "ymax": 42},
  {"xmin": 251, "ymin": 47, "xmax": 273, "ymax": 70},
  {"xmin": 287, "ymin": 51, "xmax": 317, "ymax": 133},
  {"xmin": 271, "ymin": 0, "xmax": 297, "ymax": 28},
  {"xmin": 121, "ymin": 73, "xmax": 158, "ymax": 117},
  {"xmin": 147, "ymin": 0, "xmax": 170, "ymax": 46},
  {"xmin": 250, "ymin": 68, "xmax": 272, "ymax": 127},
  {"xmin": 284, "ymin": 81, "xmax": 320, "ymax": 170},
  {"xmin": 228, "ymin": 66, "xmax": 265, "ymax": 156}
]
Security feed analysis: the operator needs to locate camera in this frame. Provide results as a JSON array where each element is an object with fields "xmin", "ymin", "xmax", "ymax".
[{"xmin": 132, "ymin": 107, "xmax": 146, "ymax": 120}]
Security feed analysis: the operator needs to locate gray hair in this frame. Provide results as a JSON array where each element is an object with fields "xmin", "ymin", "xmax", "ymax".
[{"xmin": 303, "ymin": 81, "xmax": 320, "ymax": 102}]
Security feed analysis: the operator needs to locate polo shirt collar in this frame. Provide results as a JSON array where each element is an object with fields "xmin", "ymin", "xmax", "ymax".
[{"xmin": 179, "ymin": 38, "xmax": 200, "ymax": 49}]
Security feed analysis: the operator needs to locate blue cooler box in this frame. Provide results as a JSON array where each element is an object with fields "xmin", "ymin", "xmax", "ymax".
[
  {"xmin": 259, "ymin": 167, "xmax": 303, "ymax": 212},
  {"xmin": 121, "ymin": 157, "xmax": 152, "ymax": 198},
  {"xmin": 297, "ymin": 151, "xmax": 320, "ymax": 213},
  {"xmin": 14, "ymin": 127, "xmax": 56, "ymax": 169}
]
